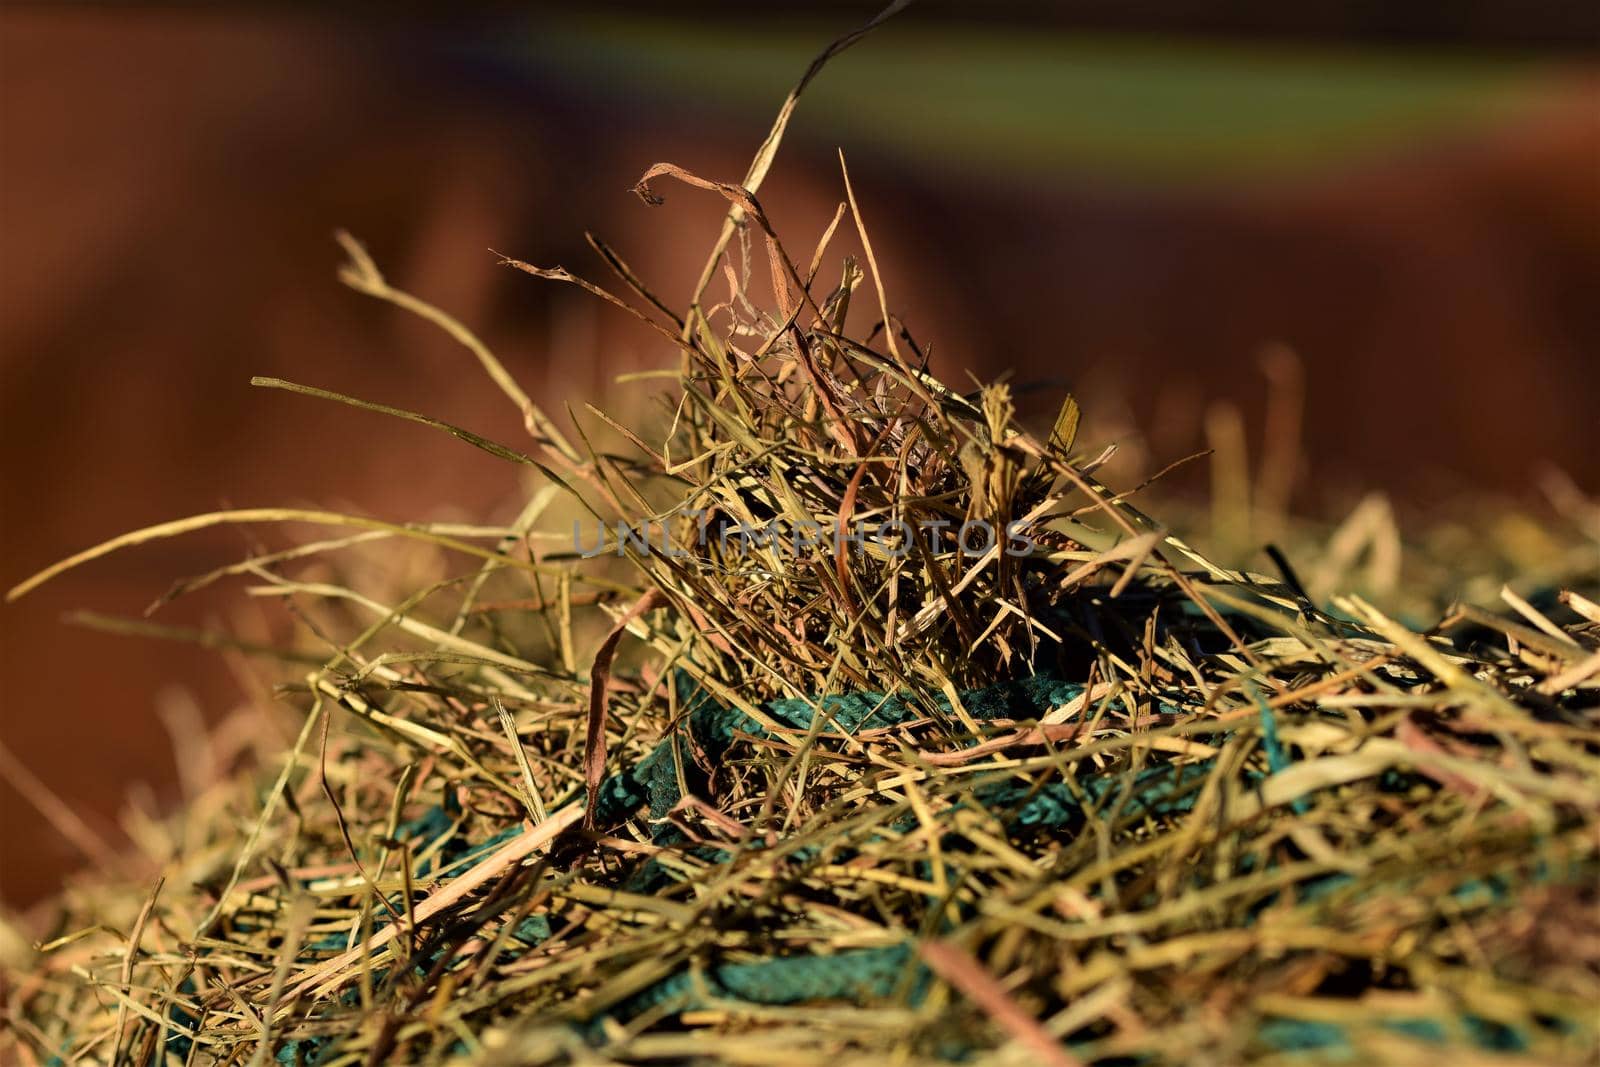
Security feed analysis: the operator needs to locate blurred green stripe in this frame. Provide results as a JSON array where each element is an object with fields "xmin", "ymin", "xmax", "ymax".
[{"xmin": 524, "ymin": 16, "xmax": 1557, "ymax": 185}]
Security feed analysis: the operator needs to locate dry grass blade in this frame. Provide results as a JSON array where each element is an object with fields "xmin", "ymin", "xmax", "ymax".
[
  {"xmin": 335, "ymin": 229, "xmax": 577, "ymax": 461},
  {"xmin": 5, "ymin": 507, "xmax": 554, "ymax": 601},
  {"xmin": 686, "ymin": 0, "xmax": 917, "ymax": 313},
  {"xmin": 918, "ymin": 939, "xmax": 1085, "ymax": 1067},
  {"xmin": 583, "ymin": 588, "xmax": 664, "ymax": 830}
]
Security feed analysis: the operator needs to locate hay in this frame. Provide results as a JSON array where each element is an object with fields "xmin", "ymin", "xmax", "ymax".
[{"xmin": 4, "ymin": 9, "xmax": 1598, "ymax": 1066}]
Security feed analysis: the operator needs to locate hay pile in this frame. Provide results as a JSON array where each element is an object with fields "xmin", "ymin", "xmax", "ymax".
[{"xmin": 5, "ymin": 12, "xmax": 1599, "ymax": 1066}]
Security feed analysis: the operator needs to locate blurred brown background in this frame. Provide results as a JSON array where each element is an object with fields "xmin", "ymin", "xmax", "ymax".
[{"xmin": 1, "ymin": 4, "xmax": 1596, "ymax": 905}]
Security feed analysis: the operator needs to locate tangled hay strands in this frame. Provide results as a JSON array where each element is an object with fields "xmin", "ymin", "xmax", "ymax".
[{"xmin": 5, "ymin": 5, "xmax": 1600, "ymax": 1065}]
